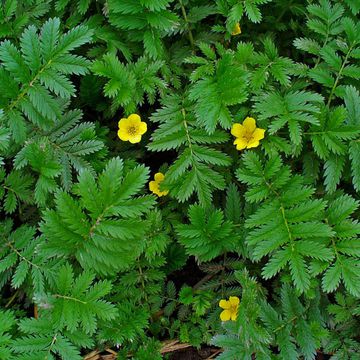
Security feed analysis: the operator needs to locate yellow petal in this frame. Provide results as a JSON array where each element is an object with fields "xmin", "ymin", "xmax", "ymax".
[
  {"xmin": 252, "ymin": 128, "xmax": 265, "ymax": 142},
  {"xmin": 118, "ymin": 129, "xmax": 130, "ymax": 141},
  {"xmin": 154, "ymin": 172, "xmax": 165, "ymax": 182},
  {"xmin": 128, "ymin": 134, "xmax": 142, "ymax": 144},
  {"xmin": 128, "ymin": 114, "xmax": 141, "ymax": 123},
  {"xmin": 246, "ymin": 140, "xmax": 260, "ymax": 149},
  {"xmin": 229, "ymin": 296, "xmax": 240, "ymax": 307},
  {"xmin": 231, "ymin": 123, "xmax": 245, "ymax": 138},
  {"xmin": 118, "ymin": 118, "xmax": 129, "ymax": 128},
  {"xmin": 243, "ymin": 117, "xmax": 256, "ymax": 132},
  {"xmin": 234, "ymin": 138, "xmax": 248, "ymax": 151},
  {"xmin": 139, "ymin": 122, "xmax": 147, "ymax": 135},
  {"xmin": 231, "ymin": 23, "xmax": 241, "ymax": 36},
  {"xmin": 157, "ymin": 190, "xmax": 168, "ymax": 197},
  {"xmin": 219, "ymin": 299, "xmax": 231, "ymax": 309},
  {"xmin": 220, "ymin": 309, "xmax": 231, "ymax": 321},
  {"xmin": 149, "ymin": 181, "xmax": 161, "ymax": 196},
  {"xmin": 230, "ymin": 311, "xmax": 238, "ymax": 321}
]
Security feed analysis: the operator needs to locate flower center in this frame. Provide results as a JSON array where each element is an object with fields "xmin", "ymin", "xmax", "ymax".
[
  {"xmin": 127, "ymin": 125, "xmax": 138, "ymax": 136},
  {"xmin": 242, "ymin": 130, "xmax": 254, "ymax": 142}
]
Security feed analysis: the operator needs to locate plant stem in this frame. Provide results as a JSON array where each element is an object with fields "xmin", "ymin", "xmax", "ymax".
[
  {"xmin": 327, "ymin": 47, "xmax": 353, "ymax": 107},
  {"xmin": 5, "ymin": 290, "xmax": 19, "ymax": 308},
  {"xmin": 179, "ymin": 0, "xmax": 195, "ymax": 51}
]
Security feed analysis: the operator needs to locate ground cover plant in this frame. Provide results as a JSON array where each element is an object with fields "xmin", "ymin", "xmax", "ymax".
[{"xmin": 0, "ymin": 0, "xmax": 360, "ymax": 359}]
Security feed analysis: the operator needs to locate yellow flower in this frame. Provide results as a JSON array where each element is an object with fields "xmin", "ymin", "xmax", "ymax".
[
  {"xmin": 219, "ymin": 296, "xmax": 240, "ymax": 321},
  {"xmin": 231, "ymin": 23, "xmax": 241, "ymax": 36},
  {"xmin": 149, "ymin": 172, "xmax": 169, "ymax": 197},
  {"xmin": 231, "ymin": 117, "xmax": 265, "ymax": 151},
  {"xmin": 118, "ymin": 114, "xmax": 147, "ymax": 144}
]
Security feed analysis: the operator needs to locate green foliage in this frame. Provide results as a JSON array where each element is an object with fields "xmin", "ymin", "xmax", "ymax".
[
  {"xmin": 250, "ymin": 37, "xmax": 294, "ymax": 90},
  {"xmin": 188, "ymin": 45, "xmax": 248, "ymax": 133},
  {"xmin": 212, "ymin": 270, "xmax": 272, "ymax": 359},
  {"xmin": 0, "ymin": 310, "xmax": 15, "ymax": 360},
  {"xmin": 321, "ymin": 194, "xmax": 360, "ymax": 297},
  {"xmin": 14, "ymin": 106, "xmax": 104, "ymax": 192},
  {"xmin": 43, "ymin": 263, "xmax": 117, "ymax": 334},
  {"xmin": 0, "ymin": 169, "xmax": 33, "ymax": 213},
  {"xmin": 107, "ymin": 0, "xmax": 179, "ymax": 59},
  {"xmin": 148, "ymin": 94, "xmax": 231, "ymax": 206},
  {"xmin": 0, "ymin": 220, "xmax": 38, "ymax": 291},
  {"xmin": 261, "ymin": 285, "xmax": 325, "ymax": 359},
  {"xmin": 1, "ymin": 0, "xmax": 360, "ymax": 358},
  {"xmin": 0, "ymin": 18, "xmax": 93, "ymax": 143},
  {"xmin": 40, "ymin": 157, "xmax": 155, "ymax": 275},
  {"xmin": 237, "ymin": 152, "xmax": 334, "ymax": 293},
  {"xmin": 254, "ymin": 90, "xmax": 324, "ymax": 149},
  {"xmin": 176, "ymin": 205, "xmax": 240, "ymax": 261},
  {"xmin": 11, "ymin": 318, "xmax": 84, "ymax": 360},
  {"xmin": 217, "ymin": 0, "xmax": 272, "ymax": 28},
  {"xmin": 92, "ymin": 54, "xmax": 166, "ymax": 115},
  {"xmin": 324, "ymin": 292, "xmax": 360, "ymax": 359}
]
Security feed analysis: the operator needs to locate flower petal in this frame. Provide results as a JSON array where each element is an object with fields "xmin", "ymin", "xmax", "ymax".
[
  {"xmin": 246, "ymin": 140, "xmax": 260, "ymax": 149},
  {"xmin": 129, "ymin": 134, "xmax": 142, "ymax": 144},
  {"xmin": 128, "ymin": 114, "xmax": 141, "ymax": 123},
  {"xmin": 231, "ymin": 123, "xmax": 245, "ymax": 138},
  {"xmin": 139, "ymin": 121, "xmax": 147, "ymax": 135},
  {"xmin": 252, "ymin": 128, "xmax": 265, "ymax": 142},
  {"xmin": 118, "ymin": 118, "xmax": 129, "ymax": 128},
  {"xmin": 154, "ymin": 172, "xmax": 165, "ymax": 182},
  {"xmin": 234, "ymin": 138, "xmax": 248, "ymax": 151},
  {"xmin": 219, "ymin": 299, "xmax": 231, "ymax": 309},
  {"xmin": 118, "ymin": 129, "xmax": 130, "ymax": 141},
  {"xmin": 220, "ymin": 309, "xmax": 231, "ymax": 321},
  {"xmin": 149, "ymin": 180, "xmax": 159, "ymax": 194},
  {"xmin": 243, "ymin": 117, "xmax": 256, "ymax": 132},
  {"xmin": 231, "ymin": 23, "xmax": 241, "ymax": 36},
  {"xmin": 230, "ymin": 311, "xmax": 238, "ymax": 321},
  {"xmin": 229, "ymin": 296, "xmax": 240, "ymax": 307}
]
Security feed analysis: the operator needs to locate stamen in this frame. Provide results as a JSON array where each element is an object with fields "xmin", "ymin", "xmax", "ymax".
[
  {"xmin": 242, "ymin": 131, "xmax": 254, "ymax": 142},
  {"xmin": 127, "ymin": 126, "xmax": 138, "ymax": 135}
]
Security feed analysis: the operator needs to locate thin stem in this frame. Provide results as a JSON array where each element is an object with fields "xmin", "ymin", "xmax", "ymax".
[
  {"xmin": 263, "ymin": 173, "xmax": 294, "ymax": 250},
  {"xmin": 52, "ymin": 294, "xmax": 87, "ymax": 304},
  {"xmin": 181, "ymin": 108, "xmax": 198, "ymax": 171},
  {"xmin": 181, "ymin": 108, "xmax": 194, "ymax": 154},
  {"xmin": 274, "ymin": 315, "xmax": 298, "ymax": 333},
  {"xmin": 179, "ymin": 0, "xmax": 195, "ymax": 51},
  {"xmin": 45, "ymin": 334, "xmax": 58, "ymax": 360},
  {"xmin": 89, "ymin": 205, "xmax": 113, "ymax": 237},
  {"xmin": 280, "ymin": 206, "xmax": 294, "ymax": 251},
  {"xmin": 6, "ymin": 241, "xmax": 40, "ymax": 269},
  {"xmin": 137, "ymin": 262, "xmax": 149, "ymax": 305},
  {"xmin": 313, "ymin": 35, "xmax": 329, "ymax": 69},
  {"xmin": 275, "ymin": 0, "xmax": 294, "ymax": 23},
  {"xmin": 5, "ymin": 290, "xmax": 19, "ymax": 308},
  {"xmin": 7, "ymin": 58, "xmax": 53, "ymax": 112},
  {"xmin": 327, "ymin": 47, "xmax": 353, "ymax": 107}
]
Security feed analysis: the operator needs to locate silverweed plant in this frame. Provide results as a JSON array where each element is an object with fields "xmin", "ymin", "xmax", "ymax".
[{"xmin": 0, "ymin": 0, "xmax": 360, "ymax": 359}]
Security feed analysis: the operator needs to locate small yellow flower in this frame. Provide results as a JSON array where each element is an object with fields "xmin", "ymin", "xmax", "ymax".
[
  {"xmin": 219, "ymin": 296, "xmax": 240, "ymax": 321},
  {"xmin": 118, "ymin": 114, "xmax": 147, "ymax": 144},
  {"xmin": 231, "ymin": 117, "xmax": 265, "ymax": 151},
  {"xmin": 231, "ymin": 23, "xmax": 241, "ymax": 36},
  {"xmin": 149, "ymin": 172, "xmax": 169, "ymax": 197}
]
